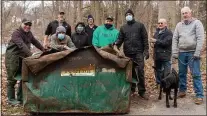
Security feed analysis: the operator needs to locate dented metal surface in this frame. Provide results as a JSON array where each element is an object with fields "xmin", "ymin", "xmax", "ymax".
[{"xmin": 22, "ymin": 47, "xmax": 132, "ymax": 113}]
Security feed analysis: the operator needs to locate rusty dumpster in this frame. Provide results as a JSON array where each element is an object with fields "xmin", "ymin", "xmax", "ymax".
[{"xmin": 22, "ymin": 46, "xmax": 132, "ymax": 113}]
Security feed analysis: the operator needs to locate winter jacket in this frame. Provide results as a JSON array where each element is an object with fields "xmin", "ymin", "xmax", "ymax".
[
  {"xmin": 114, "ymin": 20, "xmax": 149, "ymax": 54},
  {"xmin": 50, "ymin": 34, "xmax": 76, "ymax": 51},
  {"xmin": 45, "ymin": 20, "xmax": 71, "ymax": 37},
  {"xmin": 153, "ymin": 28, "xmax": 173, "ymax": 61},
  {"xmin": 5, "ymin": 27, "xmax": 44, "ymax": 78},
  {"xmin": 172, "ymin": 18, "xmax": 204, "ymax": 57},
  {"xmin": 92, "ymin": 24, "xmax": 119, "ymax": 47},
  {"xmin": 71, "ymin": 22, "xmax": 89, "ymax": 48},
  {"xmin": 85, "ymin": 25, "xmax": 98, "ymax": 45}
]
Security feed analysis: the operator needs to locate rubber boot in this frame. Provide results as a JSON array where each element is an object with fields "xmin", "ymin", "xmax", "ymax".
[
  {"xmin": 7, "ymin": 84, "xmax": 20, "ymax": 105},
  {"xmin": 17, "ymin": 81, "xmax": 23, "ymax": 104}
]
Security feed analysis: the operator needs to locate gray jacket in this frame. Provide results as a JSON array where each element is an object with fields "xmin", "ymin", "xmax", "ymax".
[
  {"xmin": 172, "ymin": 18, "xmax": 204, "ymax": 57},
  {"xmin": 50, "ymin": 34, "xmax": 76, "ymax": 51}
]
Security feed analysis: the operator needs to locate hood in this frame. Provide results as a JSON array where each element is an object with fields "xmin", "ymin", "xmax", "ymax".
[{"xmin": 75, "ymin": 22, "xmax": 86, "ymax": 33}]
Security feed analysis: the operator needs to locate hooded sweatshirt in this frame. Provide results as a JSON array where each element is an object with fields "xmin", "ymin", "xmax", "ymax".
[
  {"xmin": 172, "ymin": 18, "xmax": 204, "ymax": 57},
  {"xmin": 92, "ymin": 24, "xmax": 119, "ymax": 47},
  {"xmin": 71, "ymin": 22, "xmax": 89, "ymax": 48}
]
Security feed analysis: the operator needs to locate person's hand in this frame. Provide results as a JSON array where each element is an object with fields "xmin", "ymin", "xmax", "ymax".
[
  {"xmin": 63, "ymin": 45, "xmax": 70, "ymax": 50},
  {"xmin": 143, "ymin": 50, "xmax": 149, "ymax": 60},
  {"xmin": 150, "ymin": 38, "xmax": 157, "ymax": 43},
  {"xmin": 117, "ymin": 51, "xmax": 125, "ymax": 58},
  {"xmin": 193, "ymin": 54, "xmax": 200, "ymax": 60}
]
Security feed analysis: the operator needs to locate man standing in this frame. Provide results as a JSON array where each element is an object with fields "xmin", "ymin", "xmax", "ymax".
[
  {"xmin": 5, "ymin": 18, "xmax": 45, "ymax": 105},
  {"xmin": 92, "ymin": 16, "xmax": 119, "ymax": 48},
  {"xmin": 150, "ymin": 19, "xmax": 173, "ymax": 88},
  {"xmin": 113, "ymin": 9, "xmax": 149, "ymax": 100},
  {"xmin": 172, "ymin": 6, "xmax": 204, "ymax": 105},
  {"xmin": 44, "ymin": 11, "xmax": 71, "ymax": 48},
  {"xmin": 85, "ymin": 15, "xmax": 98, "ymax": 45}
]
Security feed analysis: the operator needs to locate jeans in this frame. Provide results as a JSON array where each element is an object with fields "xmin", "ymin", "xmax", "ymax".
[
  {"xmin": 155, "ymin": 60, "xmax": 171, "ymax": 84},
  {"xmin": 178, "ymin": 52, "xmax": 204, "ymax": 98},
  {"xmin": 125, "ymin": 53, "xmax": 146, "ymax": 95}
]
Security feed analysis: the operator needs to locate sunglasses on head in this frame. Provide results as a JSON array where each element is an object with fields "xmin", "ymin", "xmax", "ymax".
[{"xmin": 24, "ymin": 22, "xmax": 32, "ymax": 26}]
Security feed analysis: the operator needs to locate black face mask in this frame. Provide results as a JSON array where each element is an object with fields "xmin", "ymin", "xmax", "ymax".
[{"xmin": 104, "ymin": 24, "xmax": 112, "ymax": 29}]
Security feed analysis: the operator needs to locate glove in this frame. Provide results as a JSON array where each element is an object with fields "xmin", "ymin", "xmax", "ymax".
[{"xmin": 143, "ymin": 50, "xmax": 149, "ymax": 60}]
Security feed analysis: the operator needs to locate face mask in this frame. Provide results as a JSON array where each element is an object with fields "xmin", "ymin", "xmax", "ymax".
[
  {"xmin": 58, "ymin": 33, "xmax": 65, "ymax": 40},
  {"xmin": 77, "ymin": 26, "xmax": 84, "ymax": 32},
  {"xmin": 104, "ymin": 24, "xmax": 112, "ymax": 29},
  {"xmin": 126, "ymin": 15, "xmax": 133, "ymax": 21}
]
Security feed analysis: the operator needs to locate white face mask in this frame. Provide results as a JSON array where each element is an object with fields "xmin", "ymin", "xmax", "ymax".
[{"xmin": 126, "ymin": 15, "xmax": 133, "ymax": 21}]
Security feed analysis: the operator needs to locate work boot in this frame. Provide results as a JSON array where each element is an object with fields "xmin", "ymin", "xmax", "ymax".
[
  {"xmin": 17, "ymin": 81, "xmax": 23, "ymax": 104},
  {"xmin": 178, "ymin": 92, "xmax": 186, "ymax": 98},
  {"xmin": 7, "ymin": 99, "xmax": 21, "ymax": 105},
  {"xmin": 194, "ymin": 98, "xmax": 203, "ymax": 105}
]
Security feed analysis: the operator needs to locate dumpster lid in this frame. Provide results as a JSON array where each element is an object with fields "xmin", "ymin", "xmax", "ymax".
[{"xmin": 23, "ymin": 46, "xmax": 130, "ymax": 74}]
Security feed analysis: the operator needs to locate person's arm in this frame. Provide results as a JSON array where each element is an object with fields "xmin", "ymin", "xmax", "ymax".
[
  {"xmin": 141, "ymin": 23, "xmax": 149, "ymax": 52},
  {"xmin": 31, "ymin": 33, "xmax": 44, "ymax": 51},
  {"xmin": 172, "ymin": 23, "xmax": 180, "ymax": 58},
  {"xmin": 92, "ymin": 27, "xmax": 99, "ymax": 47},
  {"xmin": 67, "ymin": 36, "xmax": 76, "ymax": 49},
  {"xmin": 66, "ymin": 24, "xmax": 72, "ymax": 37},
  {"xmin": 114, "ymin": 27, "xmax": 124, "ymax": 49},
  {"xmin": 194, "ymin": 20, "xmax": 205, "ymax": 57},
  {"xmin": 11, "ymin": 31, "xmax": 32, "ymax": 56},
  {"xmin": 44, "ymin": 22, "xmax": 52, "ymax": 47},
  {"xmin": 155, "ymin": 31, "xmax": 173, "ymax": 47},
  {"xmin": 49, "ymin": 35, "xmax": 65, "ymax": 50}
]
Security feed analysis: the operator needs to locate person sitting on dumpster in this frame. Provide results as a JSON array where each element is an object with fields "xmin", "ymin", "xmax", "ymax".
[
  {"xmin": 5, "ymin": 17, "xmax": 45, "ymax": 105},
  {"xmin": 92, "ymin": 16, "xmax": 119, "ymax": 48},
  {"xmin": 49, "ymin": 26, "xmax": 76, "ymax": 51},
  {"xmin": 71, "ymin": 22, "xmax": 90, "ymax": 48}
]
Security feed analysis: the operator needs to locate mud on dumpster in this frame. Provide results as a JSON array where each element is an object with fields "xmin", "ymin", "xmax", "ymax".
[{"xmin": 22, "ymin": 46, "xmax": 132, "ymax": 113}]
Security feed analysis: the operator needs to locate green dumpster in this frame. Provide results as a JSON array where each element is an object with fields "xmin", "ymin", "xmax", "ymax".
[{"xmin": 22, "ymin": 46, "xmax": 132, "ymax": 113}]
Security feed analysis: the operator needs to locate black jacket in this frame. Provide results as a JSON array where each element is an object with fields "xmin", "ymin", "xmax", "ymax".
[
  {"xmin": 85, "ymin": 25, "xmax": 98, "ymax": 45},
  {"xmin": 115, "ymin": 20, "xmax": 149, "ymax": 54},
  {"xmin": 153, "ymin": 28, "xmax": 173, "ymax": 61},
  {"xmin": 71, "ymin": 22, "xmax": 89, "ymax": 48},
  {"xmin": 45, "ymin": 20, "xmax": 71, "ymax": 37}
]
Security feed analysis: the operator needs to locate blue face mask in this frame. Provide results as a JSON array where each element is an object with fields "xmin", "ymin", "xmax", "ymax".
[
  {"xmin": 58, "ymin": 33, "xmax": 65, "ymax": 40},
  {"xmin": 126, "ymin": 15, "xmax": 133, "ymax": 21}
]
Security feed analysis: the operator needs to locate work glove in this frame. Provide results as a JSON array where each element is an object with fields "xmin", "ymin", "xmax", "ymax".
[{"xmin": 143, "ymin": 50, "xmax": 149, "ymax": 60}]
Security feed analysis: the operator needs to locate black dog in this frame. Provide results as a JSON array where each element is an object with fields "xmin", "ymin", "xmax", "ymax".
[{"xmin": 159, "ymin": 66, "xmax": 179, "ymax": 108}]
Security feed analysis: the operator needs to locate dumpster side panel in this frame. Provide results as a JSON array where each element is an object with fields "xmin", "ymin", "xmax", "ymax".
[{"xmin": 23, "ymin": 48, "xmax": 131, "ymax": 113}]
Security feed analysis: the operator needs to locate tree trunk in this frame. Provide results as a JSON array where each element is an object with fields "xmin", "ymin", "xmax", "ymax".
[
  {"xmin": 77, "ymin": 1, "xmax": 82, "ymax": 22},
  {"xmin": 41, "ymin": 0, "xmax": 45, "ymax": 36},
  {"xmin": 95, "ymin": 1, "xmax": 101, "ymax": 25},
  {"xmin": 158, "ymin": 1, "xmax": 177, "ymax": 31}
]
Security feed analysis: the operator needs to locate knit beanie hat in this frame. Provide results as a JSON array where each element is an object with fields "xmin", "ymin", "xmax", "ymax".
[
  {"xmin": 87, "ymin": 14, "xmax": 94, "ymax": 21},
  {"xmin": 125, "ymin": 9, "xmax": 134, "ymax": 16},
  {"xmin": 56, "ymin": 26, "xmax": 66, "ymax": 33}
]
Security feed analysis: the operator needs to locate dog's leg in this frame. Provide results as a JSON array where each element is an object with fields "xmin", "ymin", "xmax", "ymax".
[
  {"xmin": 169, "ymin": 88, "xmax": 173, "ymax": 100},
  {"xmin": 166, "ymin": 89, "xmax": 170, "ymax": 108},
  {"xmin": 174, "ymin": 88, "xmax": 178, "ymax": 108},
  {"xmin": 158, "ymin": 85, "xmax": 162, "ymax": 100}
]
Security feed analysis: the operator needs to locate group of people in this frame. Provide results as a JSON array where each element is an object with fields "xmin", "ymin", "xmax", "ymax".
[{"xmin": 5, "ymin": 6, "xmax": 205, "ymax": 106}]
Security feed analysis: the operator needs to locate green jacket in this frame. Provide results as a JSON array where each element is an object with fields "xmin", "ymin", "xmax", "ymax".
[{"xmin": 92, "ymin": 24, "xmax": 119, "ymax": 47}]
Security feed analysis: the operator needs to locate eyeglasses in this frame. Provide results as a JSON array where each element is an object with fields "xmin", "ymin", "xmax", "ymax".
[
  {"xmin": 158, "ymin": 22, "xmax": 163, "ymax": 25},
  {"xmin": 24, "ymin": 23, "xmax": 32, "ymax": 26}
]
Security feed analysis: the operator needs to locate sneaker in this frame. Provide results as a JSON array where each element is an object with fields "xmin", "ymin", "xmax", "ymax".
[
  {"xmin": 194, "ymin": 98, "xmax": 203, "ymax": 105},
  {"xmin": 178, "ymin": 92, "xmax": 186, "ymax": 98},
  {"xmin": 139, "ymin": 93, "xmax": 149, "ymax": 100},
  {"xmin": 131, "ymin": 91, "xmax": 136, "ymax": 97}
]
